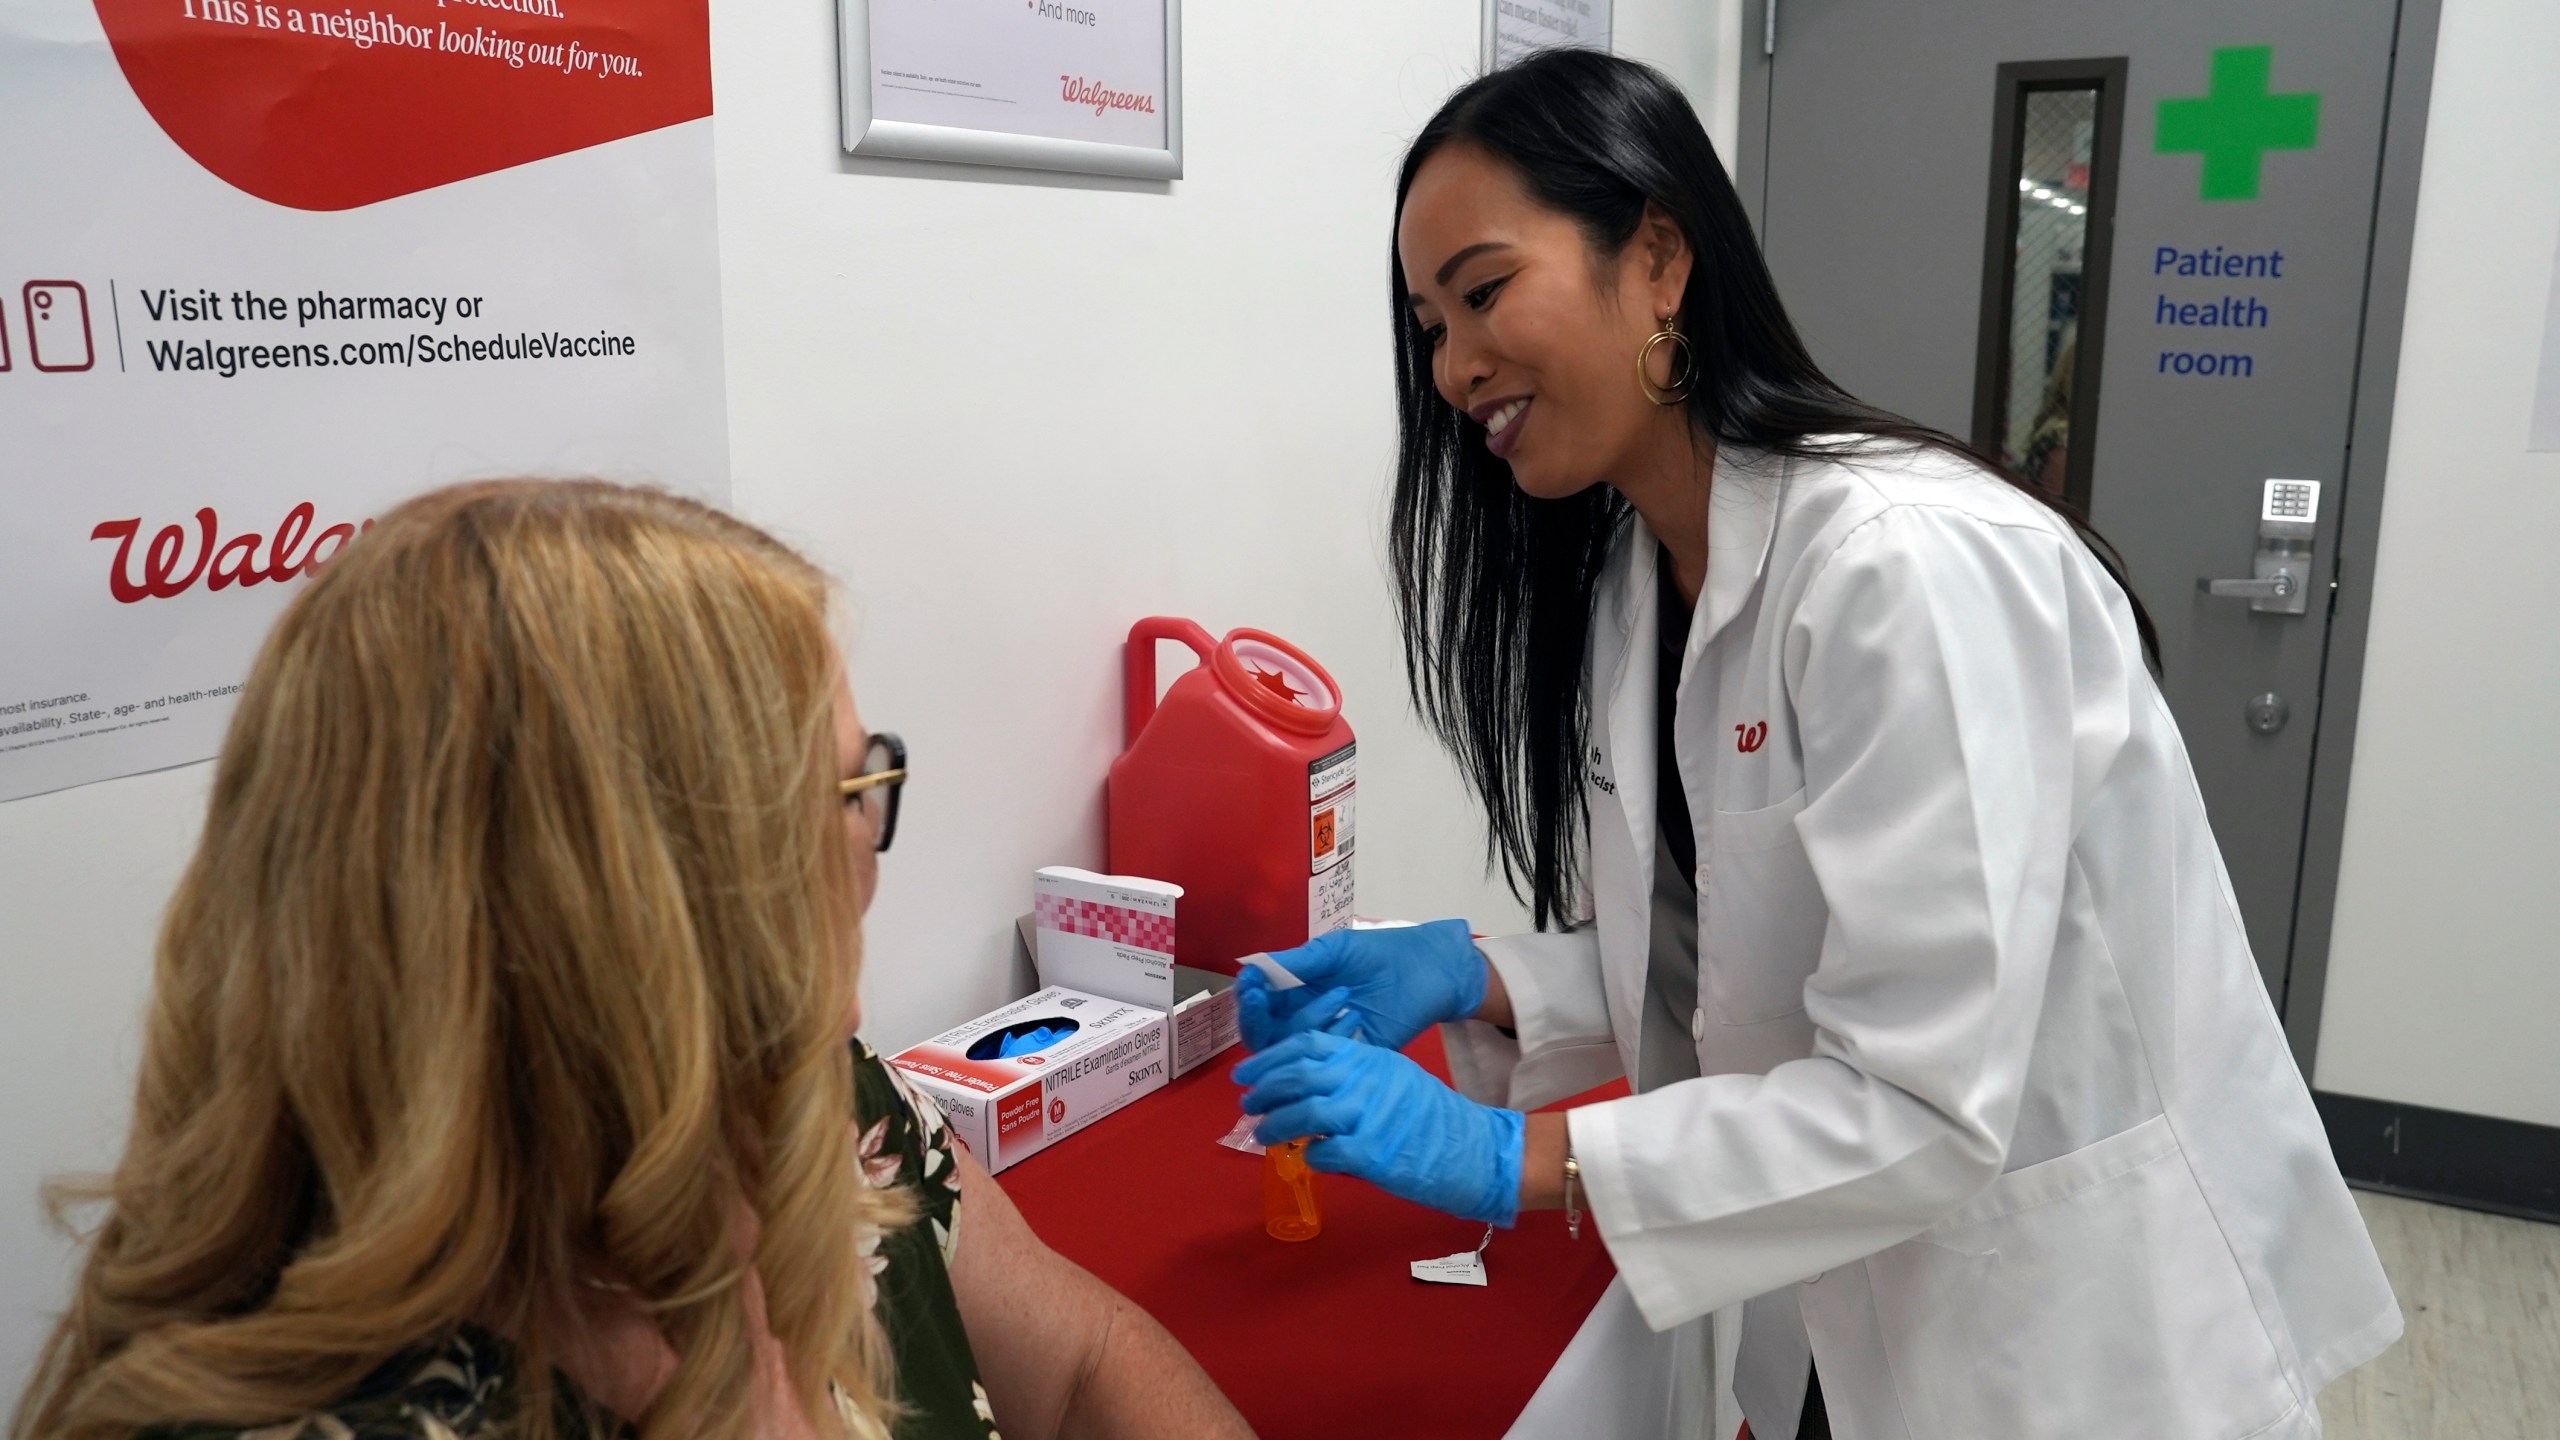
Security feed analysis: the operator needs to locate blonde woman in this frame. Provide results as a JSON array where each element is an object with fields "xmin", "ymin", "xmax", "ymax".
[{"xmin": 11, "ymin": 481, "xmax": 1252, "ymax": 1440}]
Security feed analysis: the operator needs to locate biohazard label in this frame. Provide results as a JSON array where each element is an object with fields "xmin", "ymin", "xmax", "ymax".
[{"xmin": 1309, "ymin": 742, "xmax": 1355, "ymax": 936}]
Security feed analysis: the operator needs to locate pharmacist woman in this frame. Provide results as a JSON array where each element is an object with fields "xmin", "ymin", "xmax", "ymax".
[{"xmin": 1232, "ymin": 49, "xmax": 2398, "ymax": 1440}]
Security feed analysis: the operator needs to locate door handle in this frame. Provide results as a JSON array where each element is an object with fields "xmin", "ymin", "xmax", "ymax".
[
  {"xmin": 2198, "ymin": 479, "xmax": 2320, "ymax": 616},
  {"xmin": 2198, "ymin": 573, "xmax": 2297, "ymax": 601}
]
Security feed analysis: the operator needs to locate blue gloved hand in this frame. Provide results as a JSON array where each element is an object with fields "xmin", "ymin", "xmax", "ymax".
[
  {"xmin": 1235, "ymin": 1029, "xmax": 1525, "ymax": 1227},
  {"xmin": 1236, "ymin": 977, "xmax": 1364, "ymax": 1052},
  {"xmin": 1233, "ymin": 919, "xmax": 1488, "ymax": 1053}
]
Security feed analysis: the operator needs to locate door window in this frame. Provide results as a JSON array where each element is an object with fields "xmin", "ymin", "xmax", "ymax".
[{"xmin": 1971, "ymin": 62, "xmax": 2126, "ymax": 510}]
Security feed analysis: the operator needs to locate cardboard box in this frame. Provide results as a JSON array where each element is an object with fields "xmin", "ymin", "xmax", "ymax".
[
  {"xmin": 889, "ymin": 986, "xmax": 1168, "ymax": 1173},
  {"xmin": 1026, "ymin": 867, "xmax": 1241, "ymax": 1079},
  {"xmin": 1165, "ymin": 965, "xmax": 1239, "ymax": 1079},
  {"xmin": 1032, "ymin": 866, "xmax": 1178, "ymax": 1007}
]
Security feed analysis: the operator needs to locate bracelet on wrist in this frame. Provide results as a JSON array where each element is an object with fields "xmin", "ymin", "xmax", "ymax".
[{"xmin": 1563, "ymin": 1134, "xmax": 1584, "ymax": 1241}]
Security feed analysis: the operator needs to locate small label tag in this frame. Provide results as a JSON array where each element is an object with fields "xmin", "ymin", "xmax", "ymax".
[
  {"xmin": 1411, "ymin": 1226, "xmax": 1493, "ymax": 1286},
  {"xmin": 1217, "ymin": 1112, "xmax": 1267, "ymax": 1156},
  {"xmin": 1409, "ymin": 1251, "xmax": 1488, "ymax": 1286},
  {"xmin": 1239, "ymin": 952, "xmax": 1305, "ymax": 990}
]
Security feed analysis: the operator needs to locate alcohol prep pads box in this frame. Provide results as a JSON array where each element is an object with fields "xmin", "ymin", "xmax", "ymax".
[
  {"xmin": 889, "ymin": 986, "xmax": 1168, "ymax": 1173},
  {"xmin": 1029, "ymin": 868, "xmax": 1238, "ymax": 1078},
  {"xmin": 1164, "ymin": 965, "xmax": 1239, "ymax": 1080},
  {"xmin": 1033, "ymin": 866, "xmax": 1178, "ymax": 1008}
]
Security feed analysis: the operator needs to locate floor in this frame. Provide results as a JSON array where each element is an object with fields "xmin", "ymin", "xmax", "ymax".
[{"xmin": 2321, "ymin": 1190, "xmax": 2560, "ymax": 1440}]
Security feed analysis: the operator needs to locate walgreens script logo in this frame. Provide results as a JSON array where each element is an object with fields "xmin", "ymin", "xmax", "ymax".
[
  {"xmin": 1059, "ymin": 74, "xmax": 1156, "ymax": 117},
  {"xmin": 89, "ymin": 503, "xmax": 373, "ymax": 604}
]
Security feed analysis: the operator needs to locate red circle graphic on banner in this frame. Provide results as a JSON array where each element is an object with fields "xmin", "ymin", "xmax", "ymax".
[{"xmin": 91, "ymin": 0, "xmax": 713, "ymax": 211}]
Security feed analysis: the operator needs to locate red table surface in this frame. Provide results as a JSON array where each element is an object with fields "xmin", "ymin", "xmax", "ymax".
[{"xmin": 997, "ymin": 1027, "xmax": 1631, "ymax": 1440}]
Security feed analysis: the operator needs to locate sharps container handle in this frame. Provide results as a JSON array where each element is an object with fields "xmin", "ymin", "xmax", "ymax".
[{"xmin": 1124, "ymin": 617, "xmax": 1221, "ymax": 748}]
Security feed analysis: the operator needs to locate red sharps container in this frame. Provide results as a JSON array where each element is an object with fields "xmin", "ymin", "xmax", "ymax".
[{"xmin": 1108, "ymin": 617, "xmax": 1356, "ymax": 977}]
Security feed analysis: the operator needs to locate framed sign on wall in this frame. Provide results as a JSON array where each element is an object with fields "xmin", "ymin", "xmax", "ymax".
[
  {"xmin": 841, "ymin": 0, "xmax": 1182, "ymax": 179},
  {"xmin": 1482, "ymin": 0, "xmax": 1612, "ymax": 70}
]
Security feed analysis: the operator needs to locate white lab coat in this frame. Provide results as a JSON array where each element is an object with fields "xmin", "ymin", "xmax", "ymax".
[{"xmin": 1444, "ymin": 441, "xmax": 2400, "ymax": 1440}]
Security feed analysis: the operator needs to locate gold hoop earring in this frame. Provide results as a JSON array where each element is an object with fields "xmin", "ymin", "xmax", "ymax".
[{"xmin": 1637, "ymin": 316, "xmax": 1694, "ymax": 407}]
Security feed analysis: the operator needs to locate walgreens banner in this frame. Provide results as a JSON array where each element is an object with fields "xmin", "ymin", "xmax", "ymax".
[{"xmin": 0, "ymin": 0, "xmax": 728, "ymax": 802}]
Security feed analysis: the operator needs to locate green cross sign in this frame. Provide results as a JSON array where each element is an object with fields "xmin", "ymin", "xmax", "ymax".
[{"xmin": 2157, "ymin": 46, "xmax": 2321, "ymax": 201}]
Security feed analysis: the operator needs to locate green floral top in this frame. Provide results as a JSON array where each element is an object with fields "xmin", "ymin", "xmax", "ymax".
[{"xmin": 143, "ymin": 1041, "xmax": 998, "ymax": 1440}]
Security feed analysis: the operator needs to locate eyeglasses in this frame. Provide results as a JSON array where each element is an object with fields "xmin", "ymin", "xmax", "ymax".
[{"xmin": 838, "ymin": 732, "xmax": 907, "ymax": 853}]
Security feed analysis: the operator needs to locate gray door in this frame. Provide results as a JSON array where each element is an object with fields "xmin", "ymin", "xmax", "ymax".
[{"xmin": 1736, "ymin": 1, "xmax": 2414, "ymax": 1010}]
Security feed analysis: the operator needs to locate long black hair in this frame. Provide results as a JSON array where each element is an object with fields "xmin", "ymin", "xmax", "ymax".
[{"xmin": 1388, "ymin": 49, "xmax": 2159, "ymax": 929}]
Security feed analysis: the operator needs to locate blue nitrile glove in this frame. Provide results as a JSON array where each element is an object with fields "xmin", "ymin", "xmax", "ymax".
[
  {"xmin": 1235, "ymin": 919, "xmax": 1488, "ymax": 1053},
  {"xmin": 1235, "ymin": 1029, "xmax": 1525, "ymax": 1227},
  {"xmin": 998, "ymin": 1026, "xmax": 1066, "ymax": 1058},
  {"xmin": 1236, "ymin": 977, "xmax": 1364, "ymax": 1052}
]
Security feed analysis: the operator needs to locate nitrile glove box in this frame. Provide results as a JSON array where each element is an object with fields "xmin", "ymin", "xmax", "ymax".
[
  {"xmin": 1028, "ymin": 867, "xmax": 1239, "ymax": 1079},
  {"xmin": 888, "ymin": 986, "xmax": 1168, "ymax": 1173}
]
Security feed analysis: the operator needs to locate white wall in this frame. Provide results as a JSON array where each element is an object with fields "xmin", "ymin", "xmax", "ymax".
[
  {"xmin": 719, "ymin": 0, "xmax": 1730, "ymax": 1053},
  {"xmin": 0, "ymin": 0, "xmax": 1732, "ymax": 1396},
  {"xmin": 0, "ymin": 763, "xmax": 210, "ymax": 1396},
  {"xmin": 2311, "ymin": 0, "xmax": 2560, "ymax": 1128},
  {"xmin": 1620, "ymin": 0, "xmax": 1744, "ymax": 162}
]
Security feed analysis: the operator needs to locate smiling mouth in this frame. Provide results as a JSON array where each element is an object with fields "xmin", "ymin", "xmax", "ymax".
[{"xmin": 1484, "ymin": 398, "xmax": 1529, "ymax": 441}]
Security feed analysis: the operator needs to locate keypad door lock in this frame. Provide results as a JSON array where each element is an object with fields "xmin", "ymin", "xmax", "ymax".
[{"xmin": 2197, "ymin": 479, "xmax": 2319, "ymax": 616}]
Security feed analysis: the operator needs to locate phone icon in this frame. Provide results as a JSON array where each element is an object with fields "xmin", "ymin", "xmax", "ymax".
[{"xmin": 25, "ymin": 281, "xmax": 94, "ymax": 372}]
